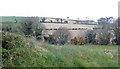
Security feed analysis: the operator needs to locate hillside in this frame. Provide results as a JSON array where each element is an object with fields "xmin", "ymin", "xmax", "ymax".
[{"xmin": 2, "ymin": 33, "xmax": 118, "ymax": 67}]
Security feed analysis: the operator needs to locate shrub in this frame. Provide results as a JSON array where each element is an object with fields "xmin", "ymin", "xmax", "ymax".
[
  {"xmin": 46, "ymin": 35, "xmax": 57, "ymax": 45},
  {"xmin": 95, "ymin": 29, "xmax": 111, "ymax": 45},
  {"xmin": 2, "ymin": 26, "xmax": 12, "ymax": 33},
  {"xmin": 2, "ymin": 32, "xmax": 33, "ymax": 66},
  {"xmin": 20, "ymin": 17, "xmax": 39, "ymax": 37},
  {"xmin": 34, "ymin": 24, "xmax": 45, "ymax": 41},
  {"xmin": 70, "ymin": 37, "xmax": 78, "ymax": 45},
  {"xmin": 52, "ymin": 27, "xmax": 70, "ymax": 45},
  {"xmin": 85, "ymin": 30, "xmax": 96, "ymax": 44},
  {"xmin": 96, "ymin": 31, "xmax": 110, "ymax": 45},
  {"xmin": 43, "ymin": 35, "xmax": 57, "ymax": 45},
  {"xmin": 20, "ymin": 17, "xmax": 45, "ymax": 41},
  {"xmin": 2, "ymin": 32, "xmax": 25, "ymax": 50},
  {"xmin": 58, "ymin": 35, "xmax": 69, "ymax": 45},
  {"xmin": 78, "ymin": 37, "xmax": 85, "ymax": 45}
]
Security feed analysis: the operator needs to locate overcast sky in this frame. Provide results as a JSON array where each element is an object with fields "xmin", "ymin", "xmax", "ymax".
[{"xmin": 0, "ymin": 0, "xmax": 119, "ymax": 20}]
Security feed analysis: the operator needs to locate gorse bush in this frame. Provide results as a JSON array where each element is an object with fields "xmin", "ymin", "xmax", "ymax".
[
  {"xmin": 70, "ymin": 37, "xmax": 85, "ymax": 45},
  {"xmin": 71, "ymin": 37, "xmax": 78, "ymax": 45},
  {"xmin": 78, "ymin": 37, "xmax": 85, "ymax": 45},
  {"xmin": 2, "ymin": 32, "xmax": 33, "ymax": 67},
  {"xmin": 2, "ymin": 32, "xmax": 26, "ymax": 50}
]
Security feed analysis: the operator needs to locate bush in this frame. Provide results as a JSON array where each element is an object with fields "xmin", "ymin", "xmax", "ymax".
[
  {"xmin": 70, "ymin": 37, "xmax": 85, "ymax": 45},
  {"xmin": 2, "ymin": 32, "xmax": 33, "ymax": 66},
  {"xmin": 20, "ymin": 17, "xmax": 45, "ymax": 41},
  {"xmin": 20, "ymin": 17, "xmax": 39, "ymax": 37},
  {"xmin": 95, "ymin": 29, "xmax": 110, "ymax": 45},
  {"xmin": 48, "ymin": 35, "xmax": 57, "ymax": 45},
  {"xmin": 52, "ymin": 27, "xmax": 70, "ymax": 45},
  {"xmin": 78, "ymin": 37, "xmax": 85, "ymax": 45},
  {"xmin": 2, "ymin": 26, "xmax": 12, "ymax": 33},
  {"xmin": 85, "ymin": 30, "xmax": 96, "ymax": 44},
  {"xmin": 34, "ymin": 24, "xmax": 45, "ymax": 41},
  {"xmin": 96, "ymin": 31, "xmax": 110, "ymax": 45},
  {"xmin": 2, "ymin": 32, "xmax": 26, "ymax": 50},
  {"xmin": 70, "ymin": 37, "xmax": 78, "ymax": 45},
  {"xmin": 44, "ymin": 35, "xmax": 56, "ymax": 44}
]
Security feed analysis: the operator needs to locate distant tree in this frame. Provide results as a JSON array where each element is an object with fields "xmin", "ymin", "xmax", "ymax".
[
  {"xmin": 95, "ymin": 29, "xmax": 110, "ymax": 45},
  {"xmin": 102, "ymin": 17, "xmax": 120, "ymax": 45},
  {"xmin": 35, "ymin": 24, "xmax": 45, "ymax": 41},
  {"xmin": 100, "ymin": 33, "xmax": 110, "ymax": 45},
  {"xmin": 70, "ymin": 37, "xmax": 78, "ymax": 45},
  {"xmin": 47, "ymin": 35, "xmax": 57, "ymax": 45},
  {"xmin": 112, "ymin": 17, "xmax": 120, "ymax": 45},
  {"xmin": 20, "ymin": 17, "xmax": 44, "ymax": 39},
  {"xmin": 64, "ymin": 21, "xmax": 68, "ymax": 23},
  {"xmin": 60, "ymin": 19, "xmax": 63, "ymax": 23},
  {"xmin": 59, "ymin": 35, "xmax": 69, "ymax": 45},
  {"xmin": 53, "ymin": 27, "xmax": 70, "ymax": 45},
  {"xmin": 78, "ymin": 37, "xmax": 85, "ymax": 45},
  {"xmin": 85, "ymin": 30, "xmax": 96, "ymax": 44},
  {"xmin": 117, "ymin": 17, "xmax": 120, "ymax": 45},
  {"xmin": 20, "ymin": 17, "xmax": 35, "ymax": 36},
  {"xmin": 56, "ymin": 18, "xmax": 59, "ymax": 23},
  {"xmin": 50, "ymin": 20, "xmax": 53, "ymax": 23},
  {"xmin": 97, "ymin": 17, "xmax": 113, "ymax": 25},
  {"xmin": 41, "ymin": 17, "xmax": 46, "ymax": 23},
  {"xmin": 106, "ymin": 17, "xmax": 114, "ymax": 23}
]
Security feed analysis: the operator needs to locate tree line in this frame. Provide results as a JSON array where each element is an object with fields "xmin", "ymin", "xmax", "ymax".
[{"xmin": 2, "ymin": 17, "xmax": 120, "ymax": 45}]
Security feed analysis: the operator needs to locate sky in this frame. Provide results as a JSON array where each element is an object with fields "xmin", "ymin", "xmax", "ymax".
[{"xmin": 0, "ymin": 0, "xmax": 119, "ymax": 20}]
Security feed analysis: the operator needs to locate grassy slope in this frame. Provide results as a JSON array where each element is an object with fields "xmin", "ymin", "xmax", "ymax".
[
  {"xmin": 1, "ymin": 36, "xmax": 119, "ymax": 67},
  {"xmin": 17, "ymin": 37, "xmax": 118, "ymax": 67},
  {"xmin": 1, "ymin": 35, "xmax": 118, "ymax": 67},
  {"xmin": 35, "ymin": 44, "xmax": 118, "ymax": 67},
  {"xmin": 2, "ymin": 36, "xmax": 118, "ymax": 67}
]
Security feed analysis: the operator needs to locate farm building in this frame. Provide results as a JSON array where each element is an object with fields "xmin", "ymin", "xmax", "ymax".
[{"xmin": 41, "ymin": 23, "xmax": 102, "ymax": 39}]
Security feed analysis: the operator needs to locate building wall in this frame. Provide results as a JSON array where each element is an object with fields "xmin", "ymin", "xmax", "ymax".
[{"xmin": 41, "ymin": 23, "xmax": 102, "ymax": 39}]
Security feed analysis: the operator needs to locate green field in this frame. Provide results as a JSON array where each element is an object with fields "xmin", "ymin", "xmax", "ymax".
[
  {"xmin": 1, "ymin": 32, "xmax": 119, "ymax": 67},
  {"xmin": 33, "ymin": 44, "xmax": 118, "ymax": 67},
  {"xmin": 2, "ymin": 36, "xmax": 118, "ymax": 67}
]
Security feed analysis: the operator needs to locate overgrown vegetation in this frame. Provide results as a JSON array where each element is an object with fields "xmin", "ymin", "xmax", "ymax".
[
  {"xmin": 1, "ymin": 32, "xmax": 118, "ymax": 67},
  {"xmin": 20, "ymin": 17, "xmax": 45, "ymax": 41},
  {"xmin": 2, "ymin": 32, "xmax": 34, "ymax": 67},
  {"xmin": 1, "ymin": 16, "xmax": 119, "ymax": 67},
  {"xmin": 52, "ymin": 27, "xmax": 70, "ymax": 45}
]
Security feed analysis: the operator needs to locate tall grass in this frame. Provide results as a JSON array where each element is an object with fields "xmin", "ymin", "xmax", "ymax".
[{"xmin": 1, "ymin": 30, "xmax": 118, "ymax": 67}]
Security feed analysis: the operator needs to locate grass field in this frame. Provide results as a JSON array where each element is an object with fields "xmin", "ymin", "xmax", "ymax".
[
  {"xmin": 1, "ymin": 29, "xmax": 119, "ymax": 67},
  {"xmin": 33, "ymin": 43, "xmax": 118, "ymax": 67},
  {"xmin": 6, "ymin": 45, "xmax": 119, "ymax": 67}
]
